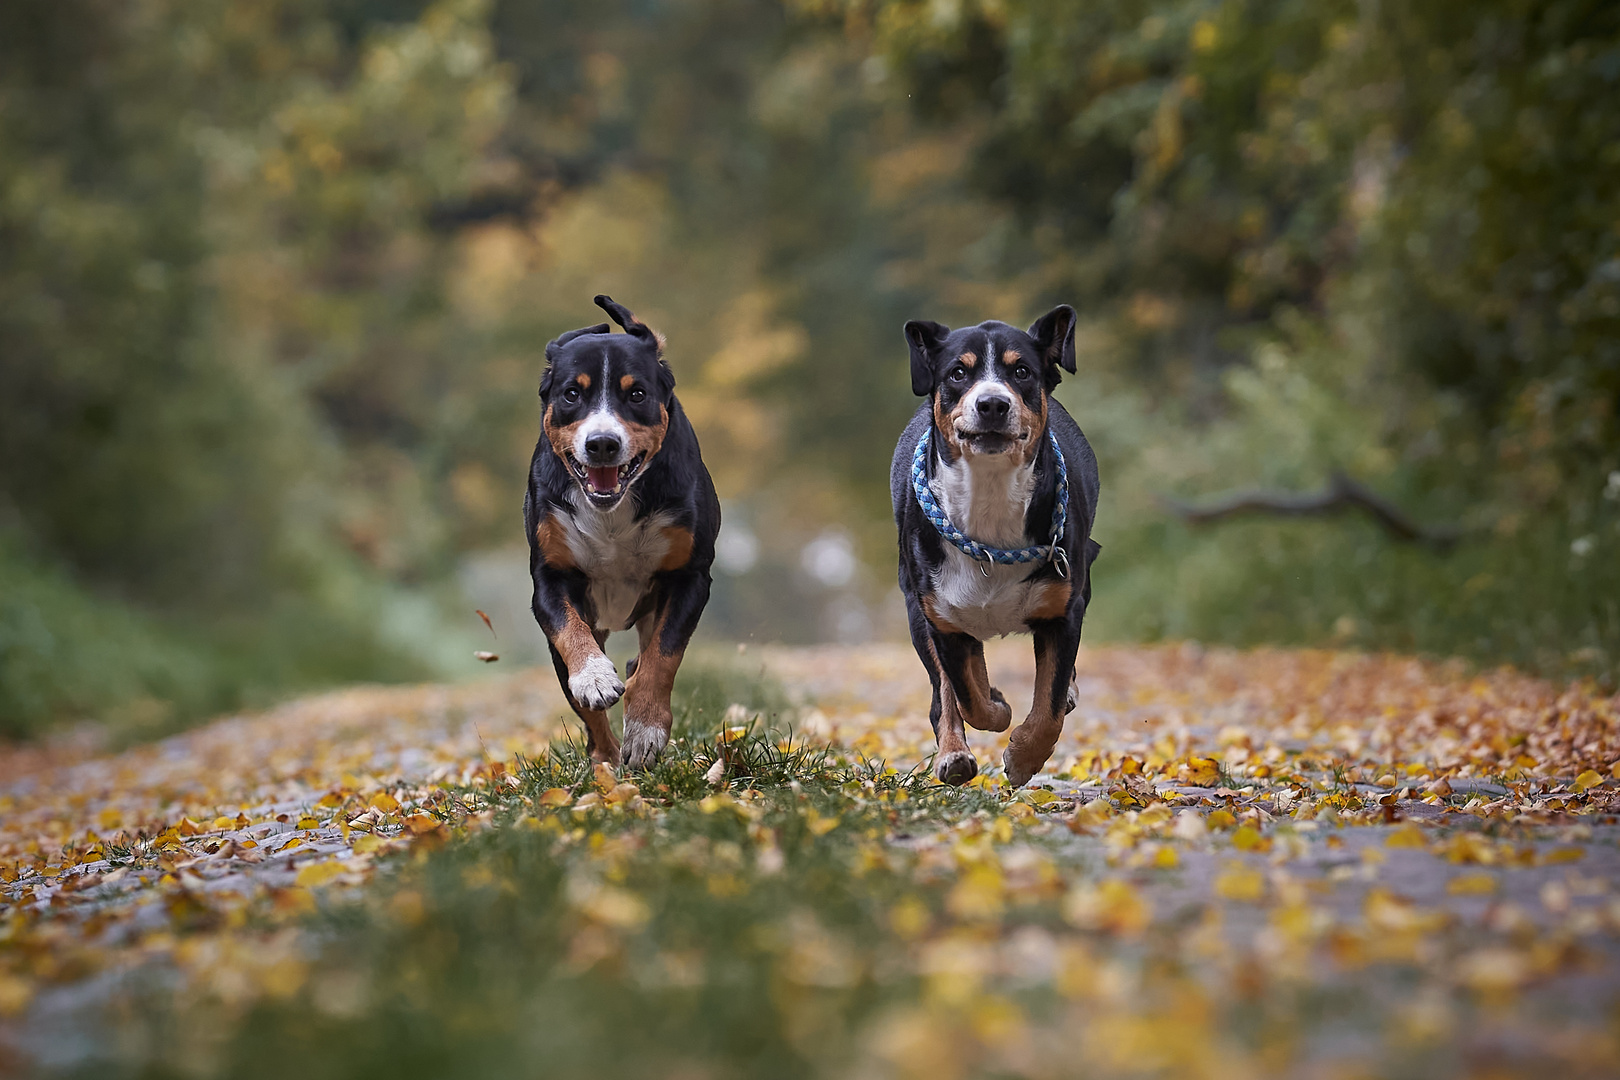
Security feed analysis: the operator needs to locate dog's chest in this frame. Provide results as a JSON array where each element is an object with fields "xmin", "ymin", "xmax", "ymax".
[
  {"xmin": 930, "ymin": 554, "xmax": 1055, "ymax": 639},
  {"xmin": 927, "ymin": 453, "xmax": 1053, "ymax": 639},
  {"xmin": 556, "ymin": 497, "xmax": 676, "ymax": 631}
]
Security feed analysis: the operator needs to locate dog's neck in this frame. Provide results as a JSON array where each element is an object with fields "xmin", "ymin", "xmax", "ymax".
[{"xmin": 930, "ymin": 434, "xmax": 1036, "ymax": 549}]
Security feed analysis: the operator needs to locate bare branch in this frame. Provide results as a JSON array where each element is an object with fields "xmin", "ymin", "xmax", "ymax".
[{"xmin": 1160, "ymin": 473, "xmax": 1463, "ymax": 552}]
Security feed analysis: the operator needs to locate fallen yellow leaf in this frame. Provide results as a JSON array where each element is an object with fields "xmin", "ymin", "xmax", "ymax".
[
  {"xmin": 295, "ymin": 860, "xmax": 347, "ymax": 888},
  {"xmin": 1214, "ymin": 864, "xmax": 1264, "ymax": 902},
  {"xmin": 1231, "ymin": 825, "xmax": 1270, "ymax": 852},
  {"xmin": 404, "ymin": 813, "xmax": 443, "ymax": 836},
  {"xmin": 1385, "ymin": 823, "xmax": 1428, "ymax": 849},
  {"xmin": 1447, "ymin": 873, "xmax": 1497, "ymax": 896},
  {"xmin": 1572, "ymin": 769, "xmax": 1602, "ymax": 793}
]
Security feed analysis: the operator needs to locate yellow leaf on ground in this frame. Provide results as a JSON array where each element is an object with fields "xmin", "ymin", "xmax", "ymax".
[
  {"xmin": 1231, "ymin": 825, "xmax": 1270, "ymax": 852},
  {"xmin": 1385, "ymin": 823, "xmax": 1428, "ymax": 849},
  {"xmin": 805, "ymin": 808, "xmax": 839, "ymax": 836},
  {"xmin": 593, "ymin": 762, "xmax": 617, "ymax": 794},
  {"xmin": 1179, "ymin": 757, "xmax": 1221, "ymax": 786},
  {"xmin": 351, "ymin": 834, "xmax": 389, "ymax": 855},
  {"xmin": 0, "ymin": 974, "xmax": 33, "ymax": 1017},
  {"xmin": 1064, "ymin": 878, "xmax": 1151, "ymax": 935},
  {"xmin": 538, "ymin": 788, "xmax": 572, "ymax": 807},
  {"xmin": 1543, "ymin": 847, "xmax": 1585, "ymax": 864},
  {"xmin": 295, "ymin": 860, "xmax": 346, "ymax": 888},
  {"xmin": 404, "ymin": 813, "xmax": 442, "ymax": 836},
  {"xmin": 1206, "ymin": 809, "xmax": 1237, "ymax": 830},
  {"xmin": 1214, "ymin": 864, "xmax": 1265, "ymax": 902},
  {"xmin": 1572, "ymin": 769, "xmax": 1602, "ymax": 793},
  {"xmin": 370, "ymin": 792, "xmax": 400, "ymax": 813},
  {"xmin": 1447, "ymin": 874, "xmax": 1497, "ymax": 896}
]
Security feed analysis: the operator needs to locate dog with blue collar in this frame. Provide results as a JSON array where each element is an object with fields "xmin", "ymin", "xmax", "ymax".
[{"xmin": 889, "ymin": 305, "xmax": 1101, "ymax": 787}]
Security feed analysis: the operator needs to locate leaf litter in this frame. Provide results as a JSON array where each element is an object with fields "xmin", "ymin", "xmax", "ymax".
[{"xmin": 0, "ymin": 643, "xmax": 1617, "ymax": 1077}]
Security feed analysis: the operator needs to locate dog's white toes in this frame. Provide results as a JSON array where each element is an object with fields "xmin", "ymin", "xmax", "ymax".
[
  {"xmin": 569, "ymin": 655, "xmax": 624, "ymax": 711},
  {"xmin": 935, "ymin": 750, "xmax": 978, "ymax": 787},
  {"xmin": 621, "ymin": 719, "xmax": 669, "ymax": 769}
]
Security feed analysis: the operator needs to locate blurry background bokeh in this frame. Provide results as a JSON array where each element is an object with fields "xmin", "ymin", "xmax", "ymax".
[{"xmin": 3, "ymin": 0, "xmax": 1617, "ymax": 740}]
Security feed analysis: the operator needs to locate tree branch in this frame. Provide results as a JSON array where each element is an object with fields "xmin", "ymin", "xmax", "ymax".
[{"xmin": 1159, "ymin": 473, "xmax": 1463, "ymax": 552}]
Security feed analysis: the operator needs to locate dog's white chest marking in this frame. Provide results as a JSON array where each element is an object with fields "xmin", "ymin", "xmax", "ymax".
[
  {"xmin": 558, "ymin": 493, "xmax": 675, "ymax": 631},
  {"xmin": 928, "ymin": 450, "xmax": 1054, "ymax": 639}
]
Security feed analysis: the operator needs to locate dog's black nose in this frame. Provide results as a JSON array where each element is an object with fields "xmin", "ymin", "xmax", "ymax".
[
  {"xmin": 976, "ymin": 395, "xmax": 1011, "ymax": 422},
  {"xmin": 585, "ymin": 434, "xmax": 621, "ymax": 461}
]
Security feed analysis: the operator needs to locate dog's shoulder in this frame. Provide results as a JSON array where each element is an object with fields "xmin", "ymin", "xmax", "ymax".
[{"xmin": 890, "ymin": 403, "xmax": 933, "ymax": 519}]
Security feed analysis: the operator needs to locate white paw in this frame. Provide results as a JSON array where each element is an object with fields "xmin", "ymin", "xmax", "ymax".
[
  {"xmin": 569, "ymin": 655, "xmax": 623, "ymax": 711},
  {"xmin": 621, "ymin": 719, "xmax": 670, "ymax": 769}
]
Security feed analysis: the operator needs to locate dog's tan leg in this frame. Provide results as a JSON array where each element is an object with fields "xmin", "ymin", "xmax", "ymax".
[
  {"xmin": 622, "ymin": 607, "xmax": 682, "ymax": 769},
  {"xmin": 1003, "ymin": 634, "xmax": 1067, "ymax": 787},
  {"xmin": 927, "ymin": 640, "xmax": 978, "ymax": 785}
]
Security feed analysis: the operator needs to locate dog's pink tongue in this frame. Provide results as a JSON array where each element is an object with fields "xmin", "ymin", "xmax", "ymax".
[{"xmin": 586, "ymin": 465, "xmax": 618, "ymax": 493}]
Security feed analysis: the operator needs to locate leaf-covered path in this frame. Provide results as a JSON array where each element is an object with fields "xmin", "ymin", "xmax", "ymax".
[{"xmin": 3, "ymin": 644, "xmax": 1619, "ymax": 1077}]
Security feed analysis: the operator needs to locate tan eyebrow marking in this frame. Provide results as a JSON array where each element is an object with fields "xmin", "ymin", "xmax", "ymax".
[
  {"xmin": 1001, "ymin": 349, "xmax": 1021, "ymax": 363},
  {"xmin": 575, "ymin": 374, "xmax": 591, "ymax": 389},
  {"xmin": 620, "ymin": 374, "xmax": 636, "ymax": 392},
  {"xmin": 958, "ymin": 352, "xmax": 977, "ymax": 368}
]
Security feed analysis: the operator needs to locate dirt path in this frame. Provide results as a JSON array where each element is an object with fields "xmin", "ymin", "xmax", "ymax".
[{"xmin": 2, "ymin": 643, "xmax": 1619, "ymax": 1075}]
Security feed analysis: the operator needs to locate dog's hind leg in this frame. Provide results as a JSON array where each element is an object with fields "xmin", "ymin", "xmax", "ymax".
[{"xmin": 622, "ymin": 568, "xmax": 711, "ymax": 769}]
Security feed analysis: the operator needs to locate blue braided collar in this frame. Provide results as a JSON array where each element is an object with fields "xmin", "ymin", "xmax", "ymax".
[{"xmin": 911, "ymin": 426, "xmax": 1071, "ymax": 578}]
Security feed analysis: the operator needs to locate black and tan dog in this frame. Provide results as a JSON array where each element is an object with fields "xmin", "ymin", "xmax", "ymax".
[
  {"xmin": 524, "ymin": 295, "xmax": 720, "ymax": 768},
  {"xmin": 891, "ymin": 305, "xmax": 1101, "ymax": 788}
]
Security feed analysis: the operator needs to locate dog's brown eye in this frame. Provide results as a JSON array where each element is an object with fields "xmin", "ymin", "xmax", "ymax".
[
  {"xmin": 948, "ymin": 365, "xmax": 968, "ymax": 382},
  {"xmin": 1012, "ymin": 364, "xmax": 1032, "ymax": 381},
  {"xmin": 627, "ymin": 387, "xmax": 646, "ymax": 404},
  {"xmin": 562, "ymin": 386, "xmax": 581, "ymax": 403}
]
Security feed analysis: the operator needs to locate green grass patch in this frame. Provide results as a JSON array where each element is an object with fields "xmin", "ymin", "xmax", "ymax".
[{"xmin": 0, "ymin": 533, "xmax": 432, "ymax": 743}]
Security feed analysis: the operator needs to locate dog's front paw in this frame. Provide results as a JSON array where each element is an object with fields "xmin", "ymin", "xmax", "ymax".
[
  {"xmin": 569, "ymin": 655, "xmax": 624, "ymax": 711},
  {"xmin": 934, "ymin": 750, "xmax": 978, "ymax": 786},
  {"xmin": 1001, "ymin": 748, "xmax": 1038, "ymax": 788},
  {"xmin": 621, "ymin": 718, "xmax": 670, "ymax": 769},
  {"xmin": 1063, "ymin": 676, "xmax": 1078, "ymax": 716}
]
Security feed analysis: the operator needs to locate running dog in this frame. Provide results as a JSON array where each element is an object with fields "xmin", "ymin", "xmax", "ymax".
[
  {"xmin": 891, "ymin": 305, "xmax": 1101, "ymax": 787},
  {"xmin": 524, "ymin": 295, "xmax": 719, "ymax": 768}
]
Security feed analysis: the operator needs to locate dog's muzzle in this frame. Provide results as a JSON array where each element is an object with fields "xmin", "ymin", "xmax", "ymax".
[{"xmin": 955, "ymin": 388, "xmax": 1021, "ymax": 453}]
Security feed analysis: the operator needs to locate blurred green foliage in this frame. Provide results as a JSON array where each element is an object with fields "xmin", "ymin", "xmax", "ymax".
[{"xmin": 2, "ymin": 0, "xmax": 1617, "ymax": 737}]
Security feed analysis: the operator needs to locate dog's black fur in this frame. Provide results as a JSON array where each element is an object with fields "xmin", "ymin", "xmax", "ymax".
[
  {"xmin": 523, "ymin": 295, "xmax": 719, "ymax": 769},
  {"xmin": 891, "ymin": 305, "xmax": 1100, "ymax": 787}
]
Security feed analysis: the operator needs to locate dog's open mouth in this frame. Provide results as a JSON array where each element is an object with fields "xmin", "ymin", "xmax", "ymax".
[
  {"xmin": 957, "ymin": 429, "xmax": 1020, "ymax": 454},
  {"xmin": 566, "ymin": 452, "xmax": 646, "ymax": 505}
]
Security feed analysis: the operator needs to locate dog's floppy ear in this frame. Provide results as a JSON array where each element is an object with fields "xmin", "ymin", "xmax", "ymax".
[
  {"xmin": 1027, "ymin": 304, "xmax": 1077, "ymax": 382},
  {"xmin": 594, "ymin": 294, "xmax": 665, "ymax": 355},
  {"xmin": 595, "ymin": 294, "xmax": 675, "ymax": 400},
  {"xmin": 904, "ymin": 319, "xmax": 950, "ymax": 397},
  {"xmin": 540, "ymin": 322, "xmax": 610, "ymax": 399}
]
